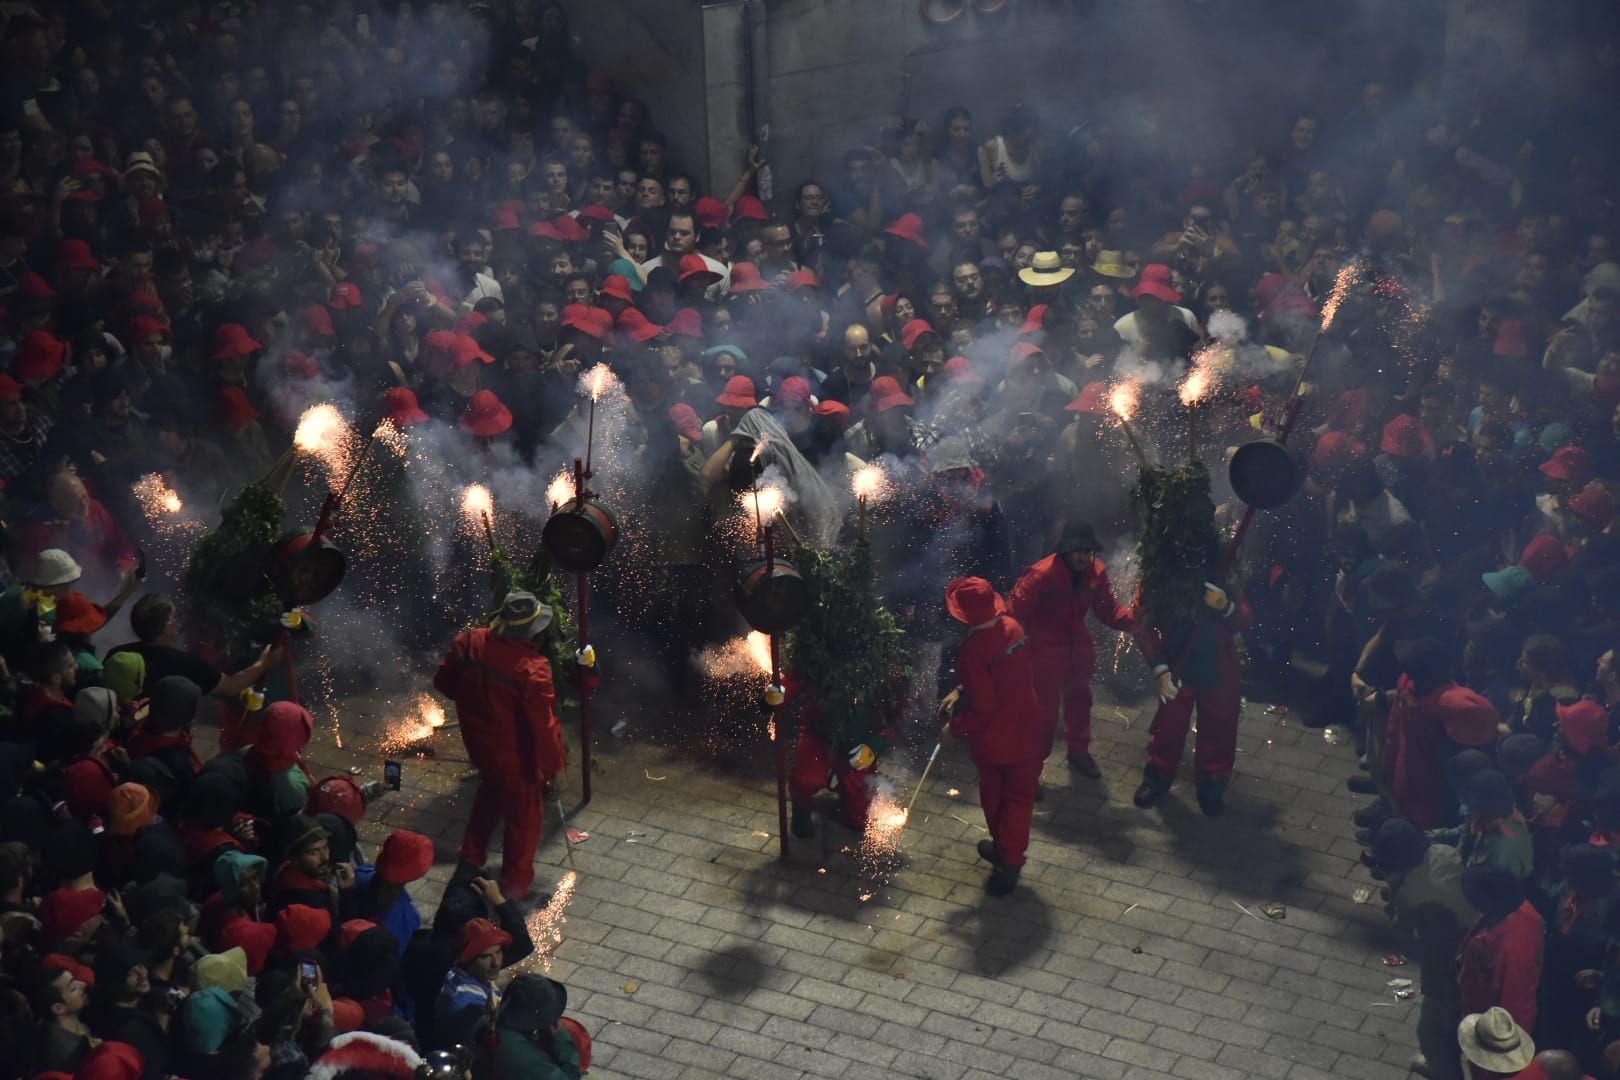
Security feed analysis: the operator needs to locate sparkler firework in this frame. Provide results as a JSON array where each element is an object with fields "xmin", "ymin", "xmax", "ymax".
[
  {"xmin": 379, "ymin": 693, "xmax": 449, "ymax": 756},
  {"xmin": 513, "ymin": 869, "xmax": 579, "ymax": 973},
  {"xmin": 545, "ymin": 468, "xmax": 577, "ymax": 511},
  {"xmin": 1109, "ymin": 382, "xmax": 1150, "ymax": 466},
  {"xmin": 293, "ymin": 403, "xmax": 355, "ymax": 478},
  {"xmin": 1319, "ymin": 262, "xmax": 1359, "ymax": 332}
]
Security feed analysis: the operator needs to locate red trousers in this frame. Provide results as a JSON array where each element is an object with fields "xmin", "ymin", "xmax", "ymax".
[
  {"xmin": 1145, "ymin": 679, "xmax": 1241, "ymax": 781},
  {"xmin": 1031, "ymin": 650, "xmax": 1094, "ymax": 756},
  {"xmin": 459, "ymin": 753, "xmax": 543, "ymax": 898},
  {"xmin": 788, "ymin": 728, "xmax": 874, "ymax": 830},
  {"xmin": 977, "ymin": 758, "xmax": 1043, "ymax": 867}
]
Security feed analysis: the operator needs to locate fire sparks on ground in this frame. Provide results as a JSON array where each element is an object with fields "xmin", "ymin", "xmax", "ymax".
[
  {"xmin": 379, "ymin": 693, "xmax": 449, "ymax": 756},
  {"xmin": 515, "ymin": 870, "xmax": 579, "ymax": 973},
  {"xmin": 546, "ymin": 469, "xmax": 577, "ymax": 510},
  {"xmin": 581, "ymin": 363, "xmax": 618, "ymax": 402},
  {"xmin": 1320, "ymin": 262, "xmax": 1359, "ymax": 332},
  {"xmin": 294, "ymin": 403, "xmax": 354, "ymax": 477},
  {"xmin": 1109, "ymin": 381, "xmax": 1140, "ymax": 422},
  {"xmin": 859, "ymin": 784, "xmax": 910, "ymax": 876}
]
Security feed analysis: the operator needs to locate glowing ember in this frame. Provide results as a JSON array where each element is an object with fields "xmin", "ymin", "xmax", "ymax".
[
  {"xmin": 851, "ymin": 464, "xmax": 891, "ymax": 503},
  {"xmin": 134, "ymin": 473, "xmax": 183, "ymax": 516},
  {"xmin": 515, "ymin": 869, "xmax": 579, "ymax": 973},
  {"xmin": 698, "ymin": 634, "xmax": 774, "ymax": 681},
  {"xmin": 374, "ymin": 419, "xmax": 407, "ymax": 455},
  {"xmin": 1179, "ymin": 365, "xmax": 1213, "ymax": 407},
  {"xmin": 745, "ymin": 631, "xmax": 772, "ymax": 675},
  {"xmin": 1108, "ymin": 381, "xmax": 1140, "ymax": 422},
  {"xmin": 946, "ymin": 788, "xmax": 961, "ymax": 797},
  {"xmin": 461, "ymin": 484, "xmax": 494, "ymax": 522},
  {"xmin": 581, "ymin": 363, "xmax": 618, "ymax": 402},
  {"xmin": 546, "ymin": 469, "xmax": 577, "ymax": 509},
  {"xmin": 294, "ymin": 403, "xmax": 353, "ymax": 475},
  {"xmin": 860, "ymin": 788, "xmax": 910, "ymax": 867},
  {"xmin": 380, "ymin": 693, "xmax": 449, "ymax": 755},
  {"xmin": 767, "ymin": 718, "xmax": 777, "ymax": 742},
  {"xmin": 742, "ymin": 484, "xmax": 785, "ymax": 523},
  {"xmin": 750, "ymin": 435, "xmax": 772, "ymax": 464},
  {"xmin": 1320, "ymin": 262, "xmax": 1358, "ymax": 332}
]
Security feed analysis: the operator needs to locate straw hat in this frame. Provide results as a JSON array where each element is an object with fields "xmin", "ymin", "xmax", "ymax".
[
  {"xmin": 1018, "ymin": 251, "xmax": 1075, "ymax": 288},
  {"xmin": 1457, "ymin": 1007, "xmax": 1533, "ymax": 1073},
  {"xmin": 1092, "ymin": 250, "xmax": 1133, "ymax": 278}
]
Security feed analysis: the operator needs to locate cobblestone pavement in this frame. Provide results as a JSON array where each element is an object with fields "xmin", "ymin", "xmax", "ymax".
[{"xmin": 228, "ymin": 677, "xmax": 1416, "ymax": 1080}]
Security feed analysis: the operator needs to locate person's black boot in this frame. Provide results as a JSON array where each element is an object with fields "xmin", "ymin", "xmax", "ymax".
[
  {"xmin": 977, "ymin": 839, "xmax": 1003, "ymax": 865},
  {"xmin": 986, "ymin": 863, "xmax": 1021, "ymax": 896},
  {"xmin": 1067, "ymin": 752, "xmax": 1102, "ymax": 779},
  {"xmin": 1133, "ymin": 766, "xmax": 1169, "ymax": 809},
  {"xmin": 1352, "ymin": 798, "xmax": 1390, "ymax": 828},
  {"xmin": 791, "ymin": 800, "xmax": 815, "ymax": 839},
  {"xmin": 1194, "ymin": 775, "xmax": 1227, "ymax": 818},
  {"xmin": 1346, "ymin": 775, "xmax": 1378, "ymax": 795}
]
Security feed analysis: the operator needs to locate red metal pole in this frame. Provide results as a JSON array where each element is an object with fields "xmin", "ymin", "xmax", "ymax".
[{"xmin": 574, "ymin": 457, "xmax": 593, "ymax": 805}]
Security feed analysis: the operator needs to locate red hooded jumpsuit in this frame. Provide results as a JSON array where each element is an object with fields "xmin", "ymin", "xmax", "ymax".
[{"xmin": 434, "ymin": 627, "xmax": 564, "ymax": 898}]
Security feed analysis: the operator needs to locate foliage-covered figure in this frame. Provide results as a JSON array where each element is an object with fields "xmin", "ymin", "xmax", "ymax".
[
  {"xmin": 183, "ymin": 481, "xmax": 291, "ymax": 661},
  {"xmin": 1129, "ymin": 461, "xmax": 1252, "ymax": 817},
  {"xmin": 489, "ymin": 542, "xmax": 580, "ymax": 706},
  {"xmin": 784, "ymin": 538, "xmax": 911, "ymax": 837}
]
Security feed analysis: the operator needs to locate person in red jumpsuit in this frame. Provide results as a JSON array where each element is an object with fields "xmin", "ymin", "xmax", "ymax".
[
  {"xmin": 434, "ymin": 591, "xmax": 565, "ymax": 902},
  {"xmin": 1456, "ymin": 865, "xmax": 1544, "ymax": 1055},
  {"xmin": 786, "ymin": 670, "xmax": 905, "ymax": 838},
  {"xmin": 1381, "ymin": 637, "xmax": 1501, "ymax": 830},
  {"xmin": 939, "ymin": 576, "xmax": 1045, "ymax": 896},
  {"xmin": 1008, "ymin": 523, "xmax": 1140, "ymax": 778}
]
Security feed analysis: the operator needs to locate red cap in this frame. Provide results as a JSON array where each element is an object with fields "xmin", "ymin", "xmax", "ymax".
[
  {"xmin": 1310, "ymin": 430, "xmax": 1368, "ymax": 472},
  {"xmin": 55, "ymin": 590, "xmax": 109, "ymax": 634},
  {"xmin": 530, "ymin": 221, "xmax": 568, "ymax": 243},
  {"xmin": 884, "ymin": 213, "xmax": 929, "ymax": 249},
  {"xmin": 452, "ymin": 334, "xmax": 494, "ymax": 368},
  {"xmin": 71, "ymin": 157, "xmax": 115, "ymax": 182},
  {"xmin": 376, "ymin": 829, "xmax": 435, "ymax": 885},
  {"xmin": 329, "ymin": 282, "xmax": 364, "ymax": 310},
  {"xmin": 253, "ymin": 701, "xmax": 313, "ymax": 771},
  {"xmin": 599, "ymin": 275, "xmax": 634, "ymax": 303},
  {"xmin": 218, "ymin": 387, "xmax": 261, "ymax": 431},
  {"xmin": 668, "ymin": 403, "xmax": 702, "ymax": 441},
  {"xmin": 1492, "ymin": 318, "xmax": 1529, "ymax": 359},
  {"xmin": 382, "ymin": 387, "xmax": 430, "ymax": 428},
  {"xmin": 0, "ymin": 374, "xmax": 24, "ymax": 403},
  {"xmin": 18, "ymin": 271, "xmax": 54, "ymax": 298},
  {"xmin": 1431, "ymin": 684, "xmax": 1500, "ymax": 746},
  {"xmin": 777, "ymin": 376, "xmax": 813, "ymax": 405},
  {"xmin": 41, "ymin": 952, "xmax": 96, "ymax": 988},
  {"xmin": 787, "ymin": 269, "xmax": 820, "ymax": 292},
  {"xmin": 330, "ymin": 998, "xmax": 365, "ymax": 1033},
  {"xmin": 125, "ymin": 289, "xmax": 165, "ymax": 315},
  {"xmin": 128, "ymin": 314, "xmax": 169, "ymax": 344},
  {"xmin": 1379, "ymin": 414, "xmax": 1431, "ymax": 459},
  {"xmin": 943, "ymin": 356, "xmax": 985, "ymax": 388},
  {"xmin": 870, "ymin": 375, "xmax": 915, "ymax": 413},
  {"xmin": 39, "ymin": 887, "xmax": 106, "ymax": 944},
  {"xmin": 339, "ymin": 919, "xmax": 379, "ymax": 951},
  {"xmin": 62, "ymin": 759, "xmax": 113, "ymax": 819},
  {"xmin": 1556, "ymin": 699, "xmax": 1611, "ymax": 755},
  {"xmin": 677, "ymin": 253, "xmax": 720, "ymax": 285},
  {"xmin": 1569, "ymin": 484, "xmax": 1616, "ymax": 530},
  {"xmin": 1519, "ymin": 534, "xmax": 1570, "ymax": 582},
  {"xmin": 1131, "ymin": 263, "xmax": 1181, "ymax": 303},
  {"xmin": 456, "ymin": 916, "xmax": 513, "ymax": 965},
  {"xmin": 729, "ymin": 262, "xmax": 768, "ymax": 293},
  {"xmin": 1019, "ymin": 304, "xmax": 1048, "ymax": 334},
  {"xmin": 58, "ymin": 238, "xmax": 101, "ymax": 271},
  {"xmin": 492, "ymin": 205, "xmax": 522, "ymax": 231},
  {"xmin": 716, "ymin": 375, "xmax": 758, "ymax": 409},
  {"xmin": 1065, "ymin": 381, "xmax": 1108, "ymax": 415},
  {"xmin": 303, "ymin": 304, "xmax": 336, "ymax": 338},
  {"xmin": 212, "ymin": 323, "xmax": 263, "ymax": 360},
  {"xmin": 616, "ymin": 307, "xmax": 663, "ymax": 343},
  {"xmin": 308, "ymin": 775, "xmax": 366, "ymax": 824},
  {"xmin": 734, "ymin": 195, "xmax": 769, "ymax": 222},
  {"xmin": 282, "ymin": 349, "xmax": 320, "ymax": 379},
  {"xmin": 460, "ymin": 390, "xmax": 513, "ymax": 437},
  {"xmin": 275, "ymin": 904, "xmax": 333, "ymax": 953},
  {"xmin": 551, "ymin": 215, "xmax": 589, "ymax": 243},
  {"xmin": 1008, "ymin": 341, "xmax": 1048, "ymax": 371},
  {"xmin": 577, "ymin": 204, "xmax": 616, "ymax": 224},
  {"xmin": 945, "ymin": 576, "xmax": 1006, "ymax": 625},
  {"xmin": 106, "ymin": 783, "xmax": 156, "ymax": 838},
  {"xmin": 14, "ymin": 329, "xmax": 66, "ymax": 382},
  {"xmin": 900, "ymin": 319, "xmax": 938, "ymax": 351},
  {"xmin": 1541, "ymin": 444, "xmax": 1594, "ymax": 486},
  {"xmin": 218, "ymin": 914, "xmax": 277, "ymax": 974},
  {"xmin": 457, "ymin": 311, "xmax": 488, "ymax": 335},
  {"xmin": 561, "ymin": 304, "xmax": 612, "ymax": 340},
  {"xmin": 813, "ymin": 399, "xmax": 852, "ymax": 427},
  {"xmin": 693, "ymin": 196, "xmax": 729, "ymax": 230},
  {"xmin": 665, "ymin": 308, "xmax": 704, "ymax": 339}
]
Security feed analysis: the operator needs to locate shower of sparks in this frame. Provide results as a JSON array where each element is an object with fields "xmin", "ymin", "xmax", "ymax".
[
  {"xmin": 294, "ymin": 403, "xmax": 354, "ymax": 477},
  {"xmin": 546, "ymin": 468, "xmax": 577, "ymax": 510},
  {"xmin": 461, "ymin": 484, "xmax": 494, "ymax": 523},
  {"xmin": 373, "ymin": 419, "xmax": 406, "ymax": 455},
  {"xmin": 1320, "ymin": 262, "xmax": 1359, "ymax": 332},
  {"xmin": 739, "ymin": 484, "xmax": 786, "ymax": 542},
  {"xmin": 859, "ymin": 783, "xmax": 910, "ymax": 878},
  {"xmin": 767, "ymin": 718, "xmax": 777, "ymax": 742},
  {"xmin": 134, "ymin": 472, "xmax": 184, "ymax": 516},
  {"xmin": 1178, "ymin": 363, "xmax": 1214, "ymax": 407},
  {"xmin": 515, "ymin": 870, "xmax": 579, "ymax": 973},
  {"xmin": 745, "ymin": 631, "xmax": 772, "ymax": 675},
  {"xmin": 698, "ymin": 633, "xmax": 774, "ymax": 681},
  {"xmin": 581, "ymin": 363, "xmax": 618, "ymax": 402},
  {"xmin": 380, "ymin": 693, "xmax": 448, "ymax": 756},
  {"xmin": 1109, "ymin": 381, "xmax": 1140, "ymax": 422},
  {"xmin": 851, "ymin": 464, "xmax": 891, "ymax": 504},
  {"xmin": 750, "ymin": 435, "xmax": 772, "ymax": 464}
]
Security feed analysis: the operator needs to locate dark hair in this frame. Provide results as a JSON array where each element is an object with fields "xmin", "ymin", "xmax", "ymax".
[
  {"xmin": 138, "ymin": 908, "xmax": 186, "ymax": 959},
  {"xmin": 32, "ymin": 967, "xmax": 72, "ymax": 1016},
  {"xmin": 0, "ymin": 842, "xmax": 30, "ymax": 897},
  {"xmin": 1521, "ymin": 633, "xmax": 1570, "ymax": 680},
  {"xmin": 24, "ymin": 641, "xmax": 74, "ymax": 686},
  {"xmin": 130, "ymin": 594, "xmax": 176, "ymax": 643}
]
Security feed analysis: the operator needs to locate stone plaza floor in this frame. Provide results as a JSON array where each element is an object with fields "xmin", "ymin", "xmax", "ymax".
[{"xmin": 262, "ymin": 675, "xmax": 1418, "ymax": 1080}]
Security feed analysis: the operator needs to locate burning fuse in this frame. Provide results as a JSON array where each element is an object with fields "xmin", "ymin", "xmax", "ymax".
[
  {"xmin": 576, "ymin": 644, "xmax": 597, "ymax": 669},
  {"xmin": 764, "ymin": 684, "xmax": 785, "ymax": 707},
  {"xmin": 280, "ymin": 610, "xmax": 305, "ymax": 630},
  {"xmin": 240, "ymin": 687, "xmax": 266, "ymax": 712}
]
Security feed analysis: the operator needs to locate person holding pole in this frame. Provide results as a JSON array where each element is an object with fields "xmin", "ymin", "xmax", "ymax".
[
  {"xmin": 938, "ymin": 576, "xmax": 1044, "ymax": 896},
  {"xmin": 434, "ymin": 591, "xmax": 566, "ymax": 903}
]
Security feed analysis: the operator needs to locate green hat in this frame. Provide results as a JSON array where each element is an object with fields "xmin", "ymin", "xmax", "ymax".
[{"xmin": 102, "ymin": 651, "xmax": 146, "ymax": 705}]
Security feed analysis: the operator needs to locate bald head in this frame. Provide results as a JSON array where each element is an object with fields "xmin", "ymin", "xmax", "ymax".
[
  {"xmin": 1534, "ymin": 1050, "xmax": 1580, "ymax": 1080},
  {"xmin": 842, "ymin": 324, "xmax": 873, "ymax": 371}
]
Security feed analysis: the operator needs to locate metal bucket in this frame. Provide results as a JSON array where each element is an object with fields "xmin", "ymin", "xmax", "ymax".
[
  {"xmin": 272, "ymin": 531, "xmax": 348, "ymax": 606},
  {"xmin": 736, "ymin": 558, "xmax": 809, "ymax": 634},
  {"xmin": 1229, "ymin": 439, "xmax": 1301, "ymax": 510},
  {"xmin": 543, "ymin": 498, "xmax": 620, "ymax": 572}
]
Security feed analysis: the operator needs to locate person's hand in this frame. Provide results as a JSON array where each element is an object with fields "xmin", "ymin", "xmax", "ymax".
[
  {"xmin": 1153, "ymin": 664, "xmax": 1180, "ymax": 704},
  {"xmin": 1019, "ymin": 184, "xmax": 1039, "ymax": 204},
  {"xmin": 105, "ymin": 745, "xmax": 130, "ymax": 768},
  {"xmin": 747, "ymin": 144, "xmax": 764, "ymax": 173},
  {"xmin": 1590, "ymin": 1005, "xmax": 1604, "ymax": 1032},
  {"xmin": 847, "ymin": 744, "xmax": 876, "ymax": 770},
  {"xmin": 936, "ymin": 688, "xmax": 962, "ymax": 718},
  {"xmin": 308, "ymin": 964, "xmax": 333, "ymax": 1013},
  {"xmin": 1577, "ymin": 969, "xmax": 1602, "ymax": 990},
  {"xmin": 1530, "ymin": 793, "xmax": 1557, "ymax": 815},
  {"xmin": 54, "ymin": 176, "xmax": 80, "ymax": 203},
  {"xmin": 471, "ymin": 877, "xmax": 506, "ymax": 907},
  {"xmin": 106, "ymin": 889, "xmax": 127, "ymax": 923},
  {"xmin": 259, "ymin": 643, "xmax": 286, "ymax": 669},
  {"xmin": 230, "ymin": 817, "xmax": 257, "ymax": 844},
  {"xmin": 1202, "ymin": 582, "xmax": 1234, "ymax": 615},
  {"xmin": 332, "ymin": 862, "xmax": 356, "ymax": 889}
]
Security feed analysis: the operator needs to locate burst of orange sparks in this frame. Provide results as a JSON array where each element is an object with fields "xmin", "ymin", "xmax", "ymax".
[
  {"xmin": 860, "ymin": 789, "xmax": 910, "ymax": 865},
  {"xmin": 742, "ymin": 484, "xmax": 785, "ymax": 522},
  {"xmin": 1320, "ymin": 262, "xmax": 1358, "ymax": 332},
  {"xmin": 294, "ymin": 403, "xmax": 353, "ymax": 475},
  {"xmin": 515, "ymin": 869, "xmax": 579, "ymax": 973},
  {"xmin": 581, "ymin": 363, "xmax": 617, "ymax": 402},
  {"xmin": 1179, "ymin": 365, "xmax": 1213, "ymax": 407},
  {"xmin": 745, "ymin": 631, "xmax": 772, "ymax": 675},
  {"xmin": 851, "ymin": 464, "xmax": 890, "ymax": 503},
  {"xmin": 461, "ymin": 484, "xmax": 494, "ymax": 522},
  {"xmin": 767, "ymin": 718, "xmax": 777, "ymax": 742},
  {"xmin": 381, "ymin": 693, "xmax": 449, "ymax": 755},
  {"xmin": 134, "ymin": 473, "xmax": 184, "ymax": 516},
  {"xmin": 1109, "ymin": 381, "xmax": 1140, "ymax": 422},
  {"xmin": 546, "ymin": 469, "xmax": 577, "ymax": 509},
  {"xmin": 750, "ymin": 435, "xmax": 772, "ymax": 464}
]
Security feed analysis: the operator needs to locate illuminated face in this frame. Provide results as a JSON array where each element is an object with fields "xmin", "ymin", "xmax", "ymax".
[
  {"xmin": 1291, "ymin": 116, "xmax": 1316, "ymax": 150},
  {"xmin": 544, "ymin": 162, "xmax": 569, "ymax": 195},
  {"xmin": 1058, "ymin": 196, "xmax": 1086, "ymax": 232},
  {"xmin": 636, "ymin": 178, "xmax": 664, "ymax": 210}
]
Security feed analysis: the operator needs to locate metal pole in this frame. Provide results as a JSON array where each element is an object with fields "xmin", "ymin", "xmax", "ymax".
[
  {"xmin": 764, "ymin": 521, "xmax": 789, "ymax": 857},
  {"xmin": 574, "ymin": 456, "xmax": 593, "ymax": 805}
]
